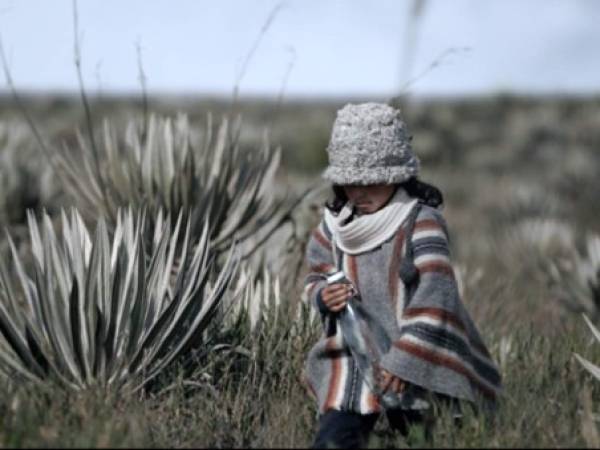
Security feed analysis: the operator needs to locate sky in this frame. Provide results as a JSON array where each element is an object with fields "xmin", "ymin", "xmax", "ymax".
[{"xmin": 0, "ymin": 0, "xmax": 599, "ymax": 98}]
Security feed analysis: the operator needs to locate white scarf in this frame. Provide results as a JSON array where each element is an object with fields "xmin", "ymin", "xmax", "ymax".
[{"xmin": 324, "ymin": 187, "xmax": 418, "ymax": 255}]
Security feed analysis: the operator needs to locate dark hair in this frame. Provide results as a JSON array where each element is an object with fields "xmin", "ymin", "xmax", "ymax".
[{"xmin": 325, "ymin": 177, "xmax": 444, "ymax": 214}]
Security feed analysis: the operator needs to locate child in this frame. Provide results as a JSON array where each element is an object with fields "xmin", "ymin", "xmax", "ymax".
[{"xmin": 303, "ymin": 103, "xmax": 502, "ymax": 448}]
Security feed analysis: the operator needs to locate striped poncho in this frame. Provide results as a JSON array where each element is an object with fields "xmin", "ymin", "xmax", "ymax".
[{"xmin": 302, "ymin": 202, "xmax": 502, "ymax": 415}]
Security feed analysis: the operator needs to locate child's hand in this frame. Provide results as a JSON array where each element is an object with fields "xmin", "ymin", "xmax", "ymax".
[
  {"xmin": 321, "ymin": 283, "xmax": 353, "ymax": 312},
  {"xmin": 379, "ymin": 368, "xmax": 406, "ymax": 394}
]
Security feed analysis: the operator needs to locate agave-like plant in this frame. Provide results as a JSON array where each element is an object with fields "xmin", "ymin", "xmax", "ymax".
[
  {"xmin": 547, "ymin": 234, "xmax": 600, "ymax": 322},
  {"xmin": 226, "ymin": 268, "xmax": 283, "ymax": 332},
  {"xmin": 0, "ymin": 207, "xmax": 240, "ymax": 392},
  {"xmin": 54, "ymin": 113, "xmax": 285, "ymax": 256},
  {"xmin": 505, "ymin": 217, "xmax": 575, "ymax": 262},
  {"xmin": 221, "ymin": 265, "xmax": 321, "ymax": 345}
]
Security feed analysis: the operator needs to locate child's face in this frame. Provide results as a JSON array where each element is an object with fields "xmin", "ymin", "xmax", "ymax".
[{"xmin": 342, "ymin": 184, "xmax": 396, "ymax": 215}]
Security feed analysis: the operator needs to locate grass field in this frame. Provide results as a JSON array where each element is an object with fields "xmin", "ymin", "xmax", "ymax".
[{"xmin": 0, "ymin": 93, "xmax": 599, "ymax": 447}]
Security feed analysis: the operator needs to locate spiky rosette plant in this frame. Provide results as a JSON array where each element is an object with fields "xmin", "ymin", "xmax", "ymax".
[
  {"xmin": 217, "ymin": 265, "xmax": 321, "ymax": 365},
  {"xmin": 0, "ymin": 207, "xmax": 240, "ymax": 392},
  {"xmin": 54, "ymin": 113, "xmax": 285, "ymax": 257},
  {"xmin": 226, "ymin": 268, "xmax": 282, "ymax": 332},
  {"xmin": 219, "ymin": 266, "xmax": 321, "ymax": 396},
  {"xmin": 547, "ymin": 234, "xmax": 600, "ymax": 322},
  {"xmin": 504, "ymin": 218, "xmax": 575, "ymax": 265}
]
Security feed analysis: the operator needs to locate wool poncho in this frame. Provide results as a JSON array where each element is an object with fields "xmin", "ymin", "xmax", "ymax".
[{"xmin": 302, "ymin": 202, "xmax": 502, "ymax": 415}]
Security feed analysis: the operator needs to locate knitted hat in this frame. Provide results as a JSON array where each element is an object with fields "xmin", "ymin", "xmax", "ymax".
[{"xmin": 322, "ymin": 102, "xmax": 420, "ymax": 185}]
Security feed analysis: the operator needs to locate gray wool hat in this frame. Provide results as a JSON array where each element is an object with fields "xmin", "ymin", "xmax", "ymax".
[{"xmin": 322, "ymin": 102, "xmax": 420, "ymax": 186}]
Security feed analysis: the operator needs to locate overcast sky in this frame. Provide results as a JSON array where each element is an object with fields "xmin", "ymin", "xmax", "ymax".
[{"xmin": 0, "ymin": 0, "xmax": 599, "ymax": 97}]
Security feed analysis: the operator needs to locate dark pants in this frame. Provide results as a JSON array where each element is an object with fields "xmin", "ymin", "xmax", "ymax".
[{"xmin": 312, "ymin": 408, "xmax": 428, "ymax": 449}]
